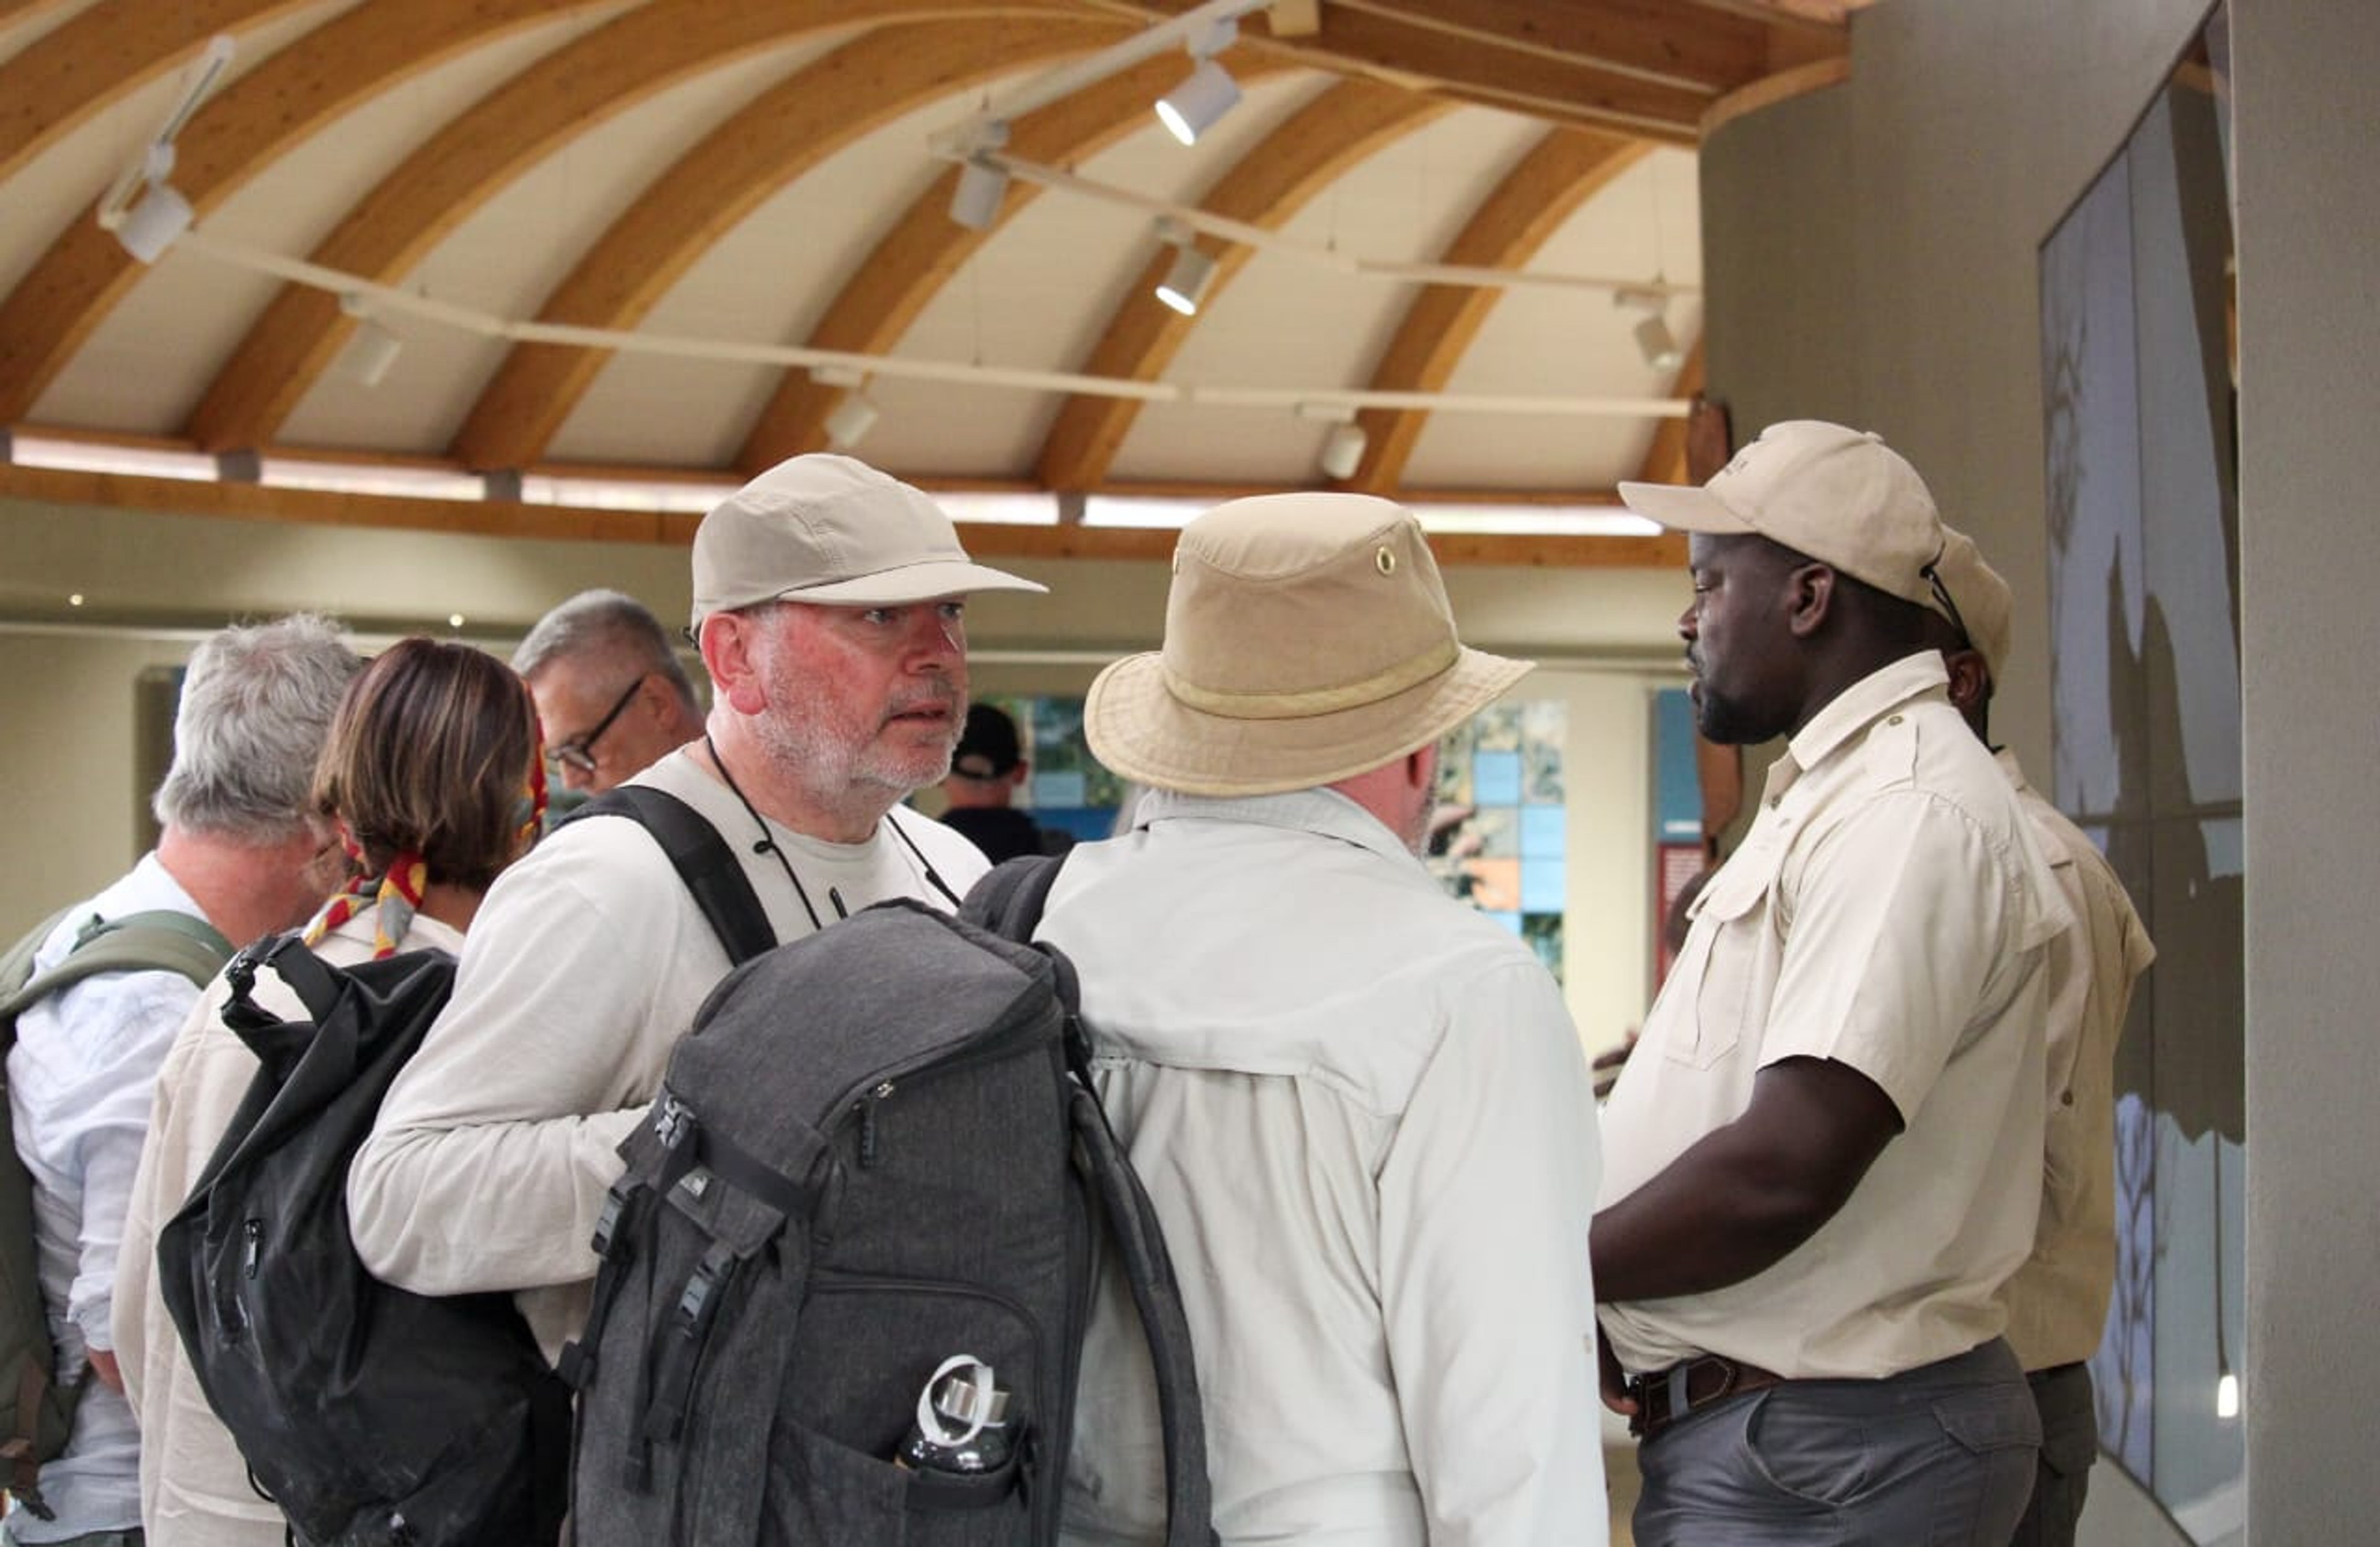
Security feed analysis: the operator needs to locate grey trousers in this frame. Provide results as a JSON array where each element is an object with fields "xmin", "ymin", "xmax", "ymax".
[
  {"xmin": 2007, "ymin": 1362, "xmax": 2097, "ymax": 1547},
  {"xmin": 1632, "ymin": 1338, "xmax": 2040, "ymax": 1547}
]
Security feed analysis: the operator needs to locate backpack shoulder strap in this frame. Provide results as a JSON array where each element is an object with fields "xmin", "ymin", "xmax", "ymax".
[
  {"xmin": 957, "ymin": 853, "xmax": 1065, "ymax": 940},
  {"xmin": 562, "ymin": 787, "xmax": 775, "ymax": 966},
  {"xmin": 5, "ymin": 907, "xmax": 234, "ymax": 1018},
  {"xmin": 1070, "ymin": 1079, "xmax": 1217, "ymax": 1547}
]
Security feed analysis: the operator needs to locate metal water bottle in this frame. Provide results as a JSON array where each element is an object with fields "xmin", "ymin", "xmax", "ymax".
[{"xmin": 897, "ymin": 1355, "xmax": 1013, "ymax": 1474}]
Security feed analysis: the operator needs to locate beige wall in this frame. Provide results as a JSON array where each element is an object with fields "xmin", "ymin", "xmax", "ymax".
[
  {"xmin": 1, "ymin": 491, "xmax": 1688, "ymax": 1050},
  {"xmin": 2232, "ymin": 0, "xmax": 2380, "ymax": 1538}
]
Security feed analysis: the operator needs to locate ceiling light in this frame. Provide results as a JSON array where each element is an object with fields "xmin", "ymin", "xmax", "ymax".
[
  {"xmin": 1157, "ymin": 59, "xmax": 1240, "ymax": 146},
  {"xmin": 1633, "ymin": 314, "xmax": 1683, "ymax": 372},
  {"xmin": 823, "ymin": 389, "xmax": 881, "ymax": 449},
  {"xmin": 948, "ymin": 156, "xmax": 1010, "ymax": 231},
  {"xmin": 1319, "ymin": 423, "xmax": 1367, "ymax": 481},
  {"xmin": 1615, "ymin": 288, "xmax": 1683, "ymax": 372},
  {"xmin": 1154, "ymin": 245, "xmax": 1215, "ymax": 315},
  {"xmin": 94, "ymin": 35, "xmax": 232, "ymax": 265},
  {"xmin": 1155, "ymin": 19, "xmax": 1240, "ymax": 146},
  {"xmin": 113, "ymin": 182, "xmax": 195, "ymax": 265},
  {"xmin": 344, "ymin": 320, "xmax": 404, "ymax": 387}
]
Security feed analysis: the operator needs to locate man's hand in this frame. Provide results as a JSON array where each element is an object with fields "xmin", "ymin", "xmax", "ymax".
[{"xmin": 89, "ymin": 1347, "xmax": 124, "ymax": 1393}]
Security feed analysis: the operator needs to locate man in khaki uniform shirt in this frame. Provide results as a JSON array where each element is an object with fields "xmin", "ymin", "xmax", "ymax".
[
  {"xmin": 1595, "ymin": 421, "xmax": 2072, "ymax": 1546},
  {"xmin": 1930, "ymin": 529, "xmax": 2156, "ymax": 1547}
]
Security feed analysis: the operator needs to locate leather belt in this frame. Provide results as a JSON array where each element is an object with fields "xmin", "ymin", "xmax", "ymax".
[{"xmin": 1626, "ymin": 1354, "xmax": 1787, "ymax": 1440}]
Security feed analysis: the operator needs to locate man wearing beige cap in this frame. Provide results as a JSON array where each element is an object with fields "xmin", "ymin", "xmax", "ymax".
[
  {"xmin": 1928, "ymin": 527, "xmax": 2155, "ymax": 1547},
  {"xmin": 1039, "ymin": 494, "xmax": 1607, "ymax": 1546},
  {"xmin": 351, "ymin": 454, "xmax": 1043, "ymax": 1358},
  {"xmin": 1593, "ymin": 421, "xmax": 2071, "ymax": 1545}
]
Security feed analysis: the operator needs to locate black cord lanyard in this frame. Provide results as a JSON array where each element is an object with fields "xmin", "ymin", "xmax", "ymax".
[{"xmin": 702, "ymin": 734, "xmax": 963, "ymax": 927}]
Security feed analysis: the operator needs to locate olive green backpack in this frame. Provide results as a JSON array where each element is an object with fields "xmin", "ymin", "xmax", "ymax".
[{"xmin": 0, "ymin": 905, "xmax": 231, "ymax": 1521}]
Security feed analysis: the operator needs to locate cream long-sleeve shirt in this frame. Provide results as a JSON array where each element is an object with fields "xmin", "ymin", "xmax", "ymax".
[
  {"xmin": 347, "ymin": 750, "xmax": 989, "ymax": 1359},
  {"xmin": 113, "ymin": 907, "xmax": 464, "ymax": 1547},
  {"xmin": 1040, "ymin": 788, "xmax": 1608, "ymax": 1547}
]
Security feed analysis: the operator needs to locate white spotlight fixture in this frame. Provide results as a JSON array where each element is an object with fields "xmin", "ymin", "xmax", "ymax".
[
  {"xmin": 1615, "ymin": 288, "xmax": 1684, "ymax": 373},
  {"xmin": 337, "ymin": 293, "xmax": 403, "ymax": 387},
  {"xmin": 1155, "ymin": 19, "xmax": 1241, "ymax": 146},
  {"xmin": 946, "ymin": 120, "xmax": 1011, "ymax": 231},
  {"xmin": 1298, "ymin": 401, "xmax": 1365, "ymax": 480},
  {"xmin": 949, "ymin": 156, "xmax": 1011, "ymax": 231},
  {"xmin": 1152, "ymin": 219, "xmax": 1215, "ymax": 316},
  {"xmin": 113, "ymin": 182, "xmax": 195, "ymax": 265},
  {"xmin": 95, "ymin": 34, "xmax": 233, "ymax": 265},
  {"xmin": 823, "ymin": 389, "xmax": 881, "ymax": 450}
]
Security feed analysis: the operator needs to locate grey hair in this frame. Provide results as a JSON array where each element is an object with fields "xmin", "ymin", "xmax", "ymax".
[
  {"xmin": 152, "ymin": 613, "xmax": 363, "ymax": 841},
  {"xmin": 511, "ymin": 588, "xmax": 700, "ymax": 719}
]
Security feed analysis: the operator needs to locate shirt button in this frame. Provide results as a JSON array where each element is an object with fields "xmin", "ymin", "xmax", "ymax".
[
  {"xmin": 2060, "ymin": 1090, "xmax": 2076, "ymax": 1106},
  {"xmin": 1888, "ymin": 713, "xmax": 1905, "ymax": 725}
]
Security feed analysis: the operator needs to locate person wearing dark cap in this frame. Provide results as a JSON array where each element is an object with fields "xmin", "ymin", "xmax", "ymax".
[
  {"xmin": 938, "ymin": 703, "xmax": 1075, "ymax": 865},
  {"xmin": 1928, "ymin": 527, "xmax": 2154, "ymax": 1547},
  {"xmin": 351, "ymin": 454, "xmax": 1044, "ymax": 1360},
  {"xmin": 1592, "ymin": 422, "xmax": 2072, "ymax": 1545},
  {"xmin": 1040, "ymin": 494, "xmax": 1607, "ymax": 1544}
]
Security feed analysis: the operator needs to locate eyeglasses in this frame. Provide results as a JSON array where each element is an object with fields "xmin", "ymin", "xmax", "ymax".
[{"xmin": 545, "ymin": 677, "xmax": 643, "ymax": 777}]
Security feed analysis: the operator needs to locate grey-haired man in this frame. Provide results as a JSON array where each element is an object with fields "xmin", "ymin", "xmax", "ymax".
[
  {"xmin": 351, "ymin": 455, "xmax": 1044, "ymax": 1360},
  {"xmin": 1594, "ymin": 422, "xmax": 2072, "ymax": 1546},
  {"xmin": 512, "ymin": 589, "xmax": 705, "ymax": 796},
  {"xmin": 1042, "ymin": 494, "xmax": 1607, "ymax": 1545},
  {"xmin": 7, "ymin": 616, "xmax": 358, "ymax": 1546}
]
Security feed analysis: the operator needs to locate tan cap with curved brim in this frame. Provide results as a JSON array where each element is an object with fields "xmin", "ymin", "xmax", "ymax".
[
  {"xmin": 1085, "ymin": 493, "xmax": 1531, "ymax": 798},
  {"xmin": 1618, "ymin": 420, "xmax": 1955, "ymax": 622},
  {"xmin": 690, "ymin": 454, "xmax": 1044, "ymax": 630},
  {"xmin": 1932, "ymin": 525, "xmax": 2015, "ymax": 684}
]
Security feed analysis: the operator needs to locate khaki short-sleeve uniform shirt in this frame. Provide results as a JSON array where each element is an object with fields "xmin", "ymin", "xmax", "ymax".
[{"xmin": 1598, "ymin": 653, "xmax": 2073, "ymax": 1380}]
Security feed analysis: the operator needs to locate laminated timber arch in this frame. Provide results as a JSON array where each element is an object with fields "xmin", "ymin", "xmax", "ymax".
[
  {"xmin": 1035, "ymin": 77, "xmax": 1452, "ymax": 493},
  {"xmin": 187, "ymin": 0, "xmax": 1082, "ymax": 454},
  {"xmin": 1336, "ymin": 124, "xmax": 1651, "ymax": 494},
  {"xmin": 731, "ymin": 44, "xmax": 1296, "ymax": 474},
  {"xmin": 446, "ymin": 12, "xmax": 1125, "ymax": 472},
  {"xmin": 0, "ymin": 0, "xmax": 613, "ymax": 424}
]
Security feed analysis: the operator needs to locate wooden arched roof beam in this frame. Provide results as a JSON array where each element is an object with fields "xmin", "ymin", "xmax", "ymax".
[
  {"xmin": 0, "ymin": 0, "xmax": 311, "ymax": 186},
  {"xmin": 1036, "ymin": 78, "xmax": 1451, "ymax": 493},
  {"xmin": 0, "ymin": 0, "xmax": 610, "ymax": 425},
  {"xmin": 734, "ymin": 45, "xmax": 1296, "ymax": 474},
  {"xmin": 1632, "ymin": 335, "xmax": 1709, "ymax": 485},
  {"xmin": 447, "ymin": 14, "xmax": 1124, "ymax": 474},
  {"xmin": 1336, "ymin": 125, "xmax": 1647, "ymax": 495},
  {"xmin": 183, "ymin": 0, "xmax": 1054, "ymax": 454}
]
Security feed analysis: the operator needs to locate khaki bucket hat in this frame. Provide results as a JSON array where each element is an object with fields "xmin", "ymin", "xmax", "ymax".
[{"xmin": 1085, "ymin": 493, "xmax": 1531, "ymax": 798}]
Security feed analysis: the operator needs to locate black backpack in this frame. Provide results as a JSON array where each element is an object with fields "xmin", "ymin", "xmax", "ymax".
[
  {"xmin": 154, "ymin": 786, "xmax": 773, "ymax": 1546},
  {"xmin": 0, "ymin": 906, "xmax": 232, "ymax": 1521},
  {"xmin": 565, "ymin": 856, "xmax": 1215, "ymax": 1546}
]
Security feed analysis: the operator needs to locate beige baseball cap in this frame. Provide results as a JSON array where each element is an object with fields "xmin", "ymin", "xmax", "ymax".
[
  {"xmin": 1618, "ymin": 420, "xmax": 1955, "ymax": 620},
  {"xmin": 1931, "ymin": 525, "xmax": 2014, "ymax": 684},
  {"xmin": 689, "ymin": 454, "xmax": 1044, "ymax": 630},
  {"xmin": 1085, "ymin": 493, "xmax": 1532, "ymax": 797}
]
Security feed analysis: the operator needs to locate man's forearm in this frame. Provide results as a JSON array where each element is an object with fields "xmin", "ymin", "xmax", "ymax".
[{"xmin": 1590, "ymin": 1123, "xmax": 1845, "ymax": 1302}]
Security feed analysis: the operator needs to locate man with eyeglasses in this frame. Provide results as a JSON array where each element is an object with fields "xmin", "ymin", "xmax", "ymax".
[
  {"xmin": 350, "ymin": 456, "xmax": 1045, "ymax": 1365},
  {"xmin": 512, "ymin": 590, "xmax": 706, "ymax": 795},
  {"xmin": 1593, "ymin": 422, "xmax": 2073, "ymax": 1546}
]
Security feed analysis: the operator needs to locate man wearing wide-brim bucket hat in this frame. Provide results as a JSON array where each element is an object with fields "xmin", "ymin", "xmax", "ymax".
[{"xmin": 1039, "ymin": 493, "xmax": 1609, "ymax": 1545}]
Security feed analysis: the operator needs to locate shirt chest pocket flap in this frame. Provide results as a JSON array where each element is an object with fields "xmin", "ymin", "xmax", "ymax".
[{"xmin": 1664, "ymin": 842, "xmax": 1785, "ymax": 1071}]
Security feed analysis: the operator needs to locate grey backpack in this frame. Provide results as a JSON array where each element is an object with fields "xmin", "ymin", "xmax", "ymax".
[
  {"xmin": 0, "ymin": 906, "xmax": 232, "ymax": 1520},
  {"xmin": 564, "ymin": 857, "xmax": 1214, "ymax": 1546}
]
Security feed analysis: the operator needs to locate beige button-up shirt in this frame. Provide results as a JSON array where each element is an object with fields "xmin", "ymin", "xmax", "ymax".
[
  {"xmin": 1993, "ymin": 748, "xmax": 2156, "ymax": 1371},
  {"xmin": 1598, "ymin": 653, "xmax": 2072, "ymax": 1380}
]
